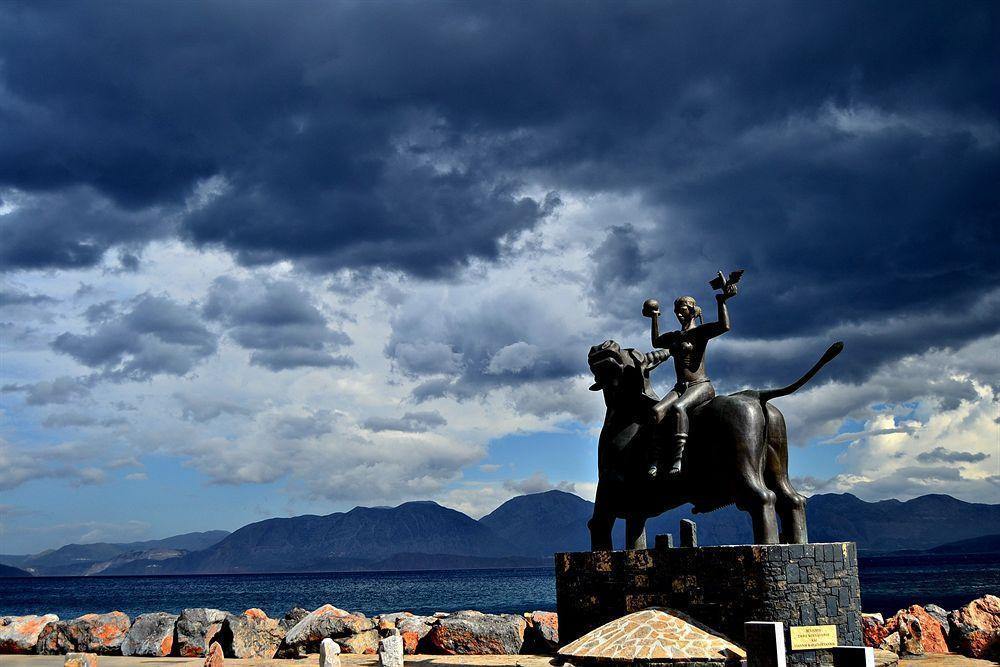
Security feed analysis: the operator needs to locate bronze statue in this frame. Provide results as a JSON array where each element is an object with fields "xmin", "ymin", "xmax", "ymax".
[{"xmin": 587, "ymin": 270, "xmax": 842, "ymax": 547}]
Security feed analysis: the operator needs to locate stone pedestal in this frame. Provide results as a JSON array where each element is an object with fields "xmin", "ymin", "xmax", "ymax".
[{"xmin": 555, "ymin": 542, "xmax": 862, "ymax": 667}]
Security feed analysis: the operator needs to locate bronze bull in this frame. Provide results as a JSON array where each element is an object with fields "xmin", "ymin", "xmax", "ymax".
[{"xmin": 587, "ymin": 340, "xmax": 843, "ymax": 548}]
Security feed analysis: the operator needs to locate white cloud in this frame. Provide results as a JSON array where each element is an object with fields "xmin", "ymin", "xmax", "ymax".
[{"xmin": 782, "ymin": 335, "xmax": 1000, "ymax": 502}]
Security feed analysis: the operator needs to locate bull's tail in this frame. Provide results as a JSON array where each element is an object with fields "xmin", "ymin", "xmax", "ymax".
[{"xmin": 758, "ymin": 342, "xmax": 844, "ymax": 404}]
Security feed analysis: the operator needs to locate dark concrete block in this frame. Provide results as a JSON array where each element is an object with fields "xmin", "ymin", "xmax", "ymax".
[
  {"xmin": 655, "ymin": 533, "xmax": 674, "ymax": 549},
  {"xmin": 799, "ymin": 604, "xmax": 815, "ymax": 626},
  {"xmin": 746, "ymin": 621, "xmax": 787, "ymax": 667},
  {"xmin": 681, "ymin": 519, "xmax": 698, "ymax": 548},
  {"xmin": 826, "ymin": 596, "xmax": 840, "ymax": 618},
  {"xmin": 832, "ymin": 646, "xmax": 874, "ymax": 667}
]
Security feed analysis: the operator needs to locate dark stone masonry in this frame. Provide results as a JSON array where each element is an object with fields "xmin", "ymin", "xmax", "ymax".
[{"xmin": 556, "ymin": 542, "xmax": 862, "ymax": 667}]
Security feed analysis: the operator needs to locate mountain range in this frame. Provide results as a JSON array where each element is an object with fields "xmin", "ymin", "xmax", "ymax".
[
  {"xmin": 0, "ymin": 530, "xmax": 230, "ymax": 576},
  {"xmin": 3, "ymin": 492, "xmax": 998, "ymax": 576}
]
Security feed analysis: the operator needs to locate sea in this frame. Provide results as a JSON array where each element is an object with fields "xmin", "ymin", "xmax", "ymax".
[{"xmin": 1, "ymin": 553, "xmax": 997, "ymax": 620}]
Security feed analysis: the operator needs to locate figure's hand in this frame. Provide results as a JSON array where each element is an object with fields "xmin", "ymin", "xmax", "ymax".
[
  {"xmin": 718, "ymin": 284, "xmax": 738, "ymax": 301},
  {"xmin": 642, "ymin": 298, "xmax": 660, "ymax": 318}
]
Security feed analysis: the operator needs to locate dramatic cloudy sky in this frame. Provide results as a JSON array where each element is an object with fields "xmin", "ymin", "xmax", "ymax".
[{"xmin": 2, "ymin": 1, "xmax": 997, "ymax": 553}]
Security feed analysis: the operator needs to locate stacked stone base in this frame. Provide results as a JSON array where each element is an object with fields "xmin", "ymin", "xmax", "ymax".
[{"xmin": 556, "ymin": 542, "xmax": 862, "ymax": 667}]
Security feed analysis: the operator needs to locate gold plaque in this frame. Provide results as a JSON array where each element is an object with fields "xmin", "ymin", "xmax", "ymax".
[{"xmin": 790, "ymin": 625, "xmax": 838, "ymax": 650}]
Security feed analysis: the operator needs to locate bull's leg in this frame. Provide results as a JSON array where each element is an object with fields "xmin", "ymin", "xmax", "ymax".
[
  {"xmin": 588, "ymin": 510, "xmax": 615, "ymax": 551},
  {"xmin": 625, "ymin": 515, "xmax": 647, "ymax": 550},
  {"xmin": 763, "ymin": 405, "xmax": 809, "ymax": 544},
  {"xmin": 775, "ymin": 488, "xmax": 808, "ymax": 544},
  {"xmin": 737, "ymin": 470, "xmax": 780, "ymax": 544}
]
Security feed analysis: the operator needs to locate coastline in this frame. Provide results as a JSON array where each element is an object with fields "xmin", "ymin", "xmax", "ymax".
[{"xmin": 4, "ymin": 554, "xmax": 999, "ymax": 620}]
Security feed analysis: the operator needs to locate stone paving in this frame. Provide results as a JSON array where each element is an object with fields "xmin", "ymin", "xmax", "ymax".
[{"xmin": 558, "ymin": 608, "xmax": 746, "ymax": 664}]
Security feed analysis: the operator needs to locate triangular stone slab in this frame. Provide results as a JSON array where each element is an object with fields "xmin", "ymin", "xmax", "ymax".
[{"xmin": 559, "ymin": 607, "xmax": 747, "ymax": 664}]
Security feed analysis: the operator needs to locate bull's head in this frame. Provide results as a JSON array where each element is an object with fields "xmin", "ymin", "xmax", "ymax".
[{"xmin": 588, "ymin": 339, "xmax": 626, "ymax": 392}]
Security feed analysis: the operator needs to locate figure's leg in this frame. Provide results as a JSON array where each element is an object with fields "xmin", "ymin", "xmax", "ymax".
[
  {"xmin": 625, "ymin": 515, "xmax": 647, "ymax": 550},
  {"xmin": 665, "ymin": 384, "xmax": 716, "ymax": 477},
  {"xmin": 647, "ymin": 392, "xmax": 679, "ymax": 478},
  {"xmin": 650, "ymin": 391, "xmax": 680, "ymax": 425},
  {"xmin": 763, "ymin": 405, "xmax": 809, "ymax": 543}
]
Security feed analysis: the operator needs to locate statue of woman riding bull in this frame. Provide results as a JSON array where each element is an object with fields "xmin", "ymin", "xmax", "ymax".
[{"xmin": 587, "ymin": 270, "xmax": 843, "ymax": 549}]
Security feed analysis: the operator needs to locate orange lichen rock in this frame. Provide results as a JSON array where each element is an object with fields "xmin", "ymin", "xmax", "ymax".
[
  {"xmin": 64, "ymin": 652, "xmax": 98, "ymax": 667},
  {"xmin": 426, "ymin": 610, "xmax": 526, "ymax": 655},
  {"xmin": 886, "ymin": 606, "xmax": 948, "ymax": 654},
  {"xmin": 224, "ymin": 609, "xmax": 284, "ymax": 659},
  {"xmin": 203, "ymin": 641, "xmax": 224, "ymax": 667},
  {"xmin": 0, "ymin": 614, "xmax": 59, "ymax": 654},
  {"xmin": 36, "ymin": 612, "xmax": 130, "ymax": 655},
  {"xmin": 950, "ymin": 595, "xmax": 1000, "ymax": 659}
]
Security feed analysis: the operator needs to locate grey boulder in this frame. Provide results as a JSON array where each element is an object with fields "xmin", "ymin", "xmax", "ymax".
[
  {"xmin": 426, "ymin": 610, "xmax": 526, "ymax": 655},
  {"xmin": 282, "ymin": 605, "xmax": 377, "ymax": 656},
  {"xmin": 175, "ymin": 608, "xmax": 230, "ymax": 657},
  {"xmin": 378, "ymin": 634, "xmax": 404, "ymax": 667},
  {"xmin": 121, "ymin": 612, "xmax": 178, "ymax": 656},
  {"xmin": 221, "ymin": 609, "xmax": 284, "ymax": 659}
]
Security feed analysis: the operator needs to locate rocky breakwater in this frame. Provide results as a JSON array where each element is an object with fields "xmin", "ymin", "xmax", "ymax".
[
  {"xmin": 36, "ymin": 612, "xmax": 131, "ymax": 655},
  {"xmin": 281, "ymin": 604, "xmax": 379, "ymax": 656},
  {"xmin": 862, "ymin": 595, "xmax": 1000, "ymax": 660},
  {"xmin": 0, "ymin": 614, "xmax": 59, "ymax": 654},
  {"xmin": 0, "ymin": 605, "xmax": 559, "ymax": 657}
]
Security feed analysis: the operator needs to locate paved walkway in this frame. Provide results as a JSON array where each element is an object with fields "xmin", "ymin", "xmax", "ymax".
[{"xmin": 0, "ymin": 654, "xmax": 994, "ymax": 667}]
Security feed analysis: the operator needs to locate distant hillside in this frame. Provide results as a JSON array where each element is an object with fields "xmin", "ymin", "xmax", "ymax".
[
  {"xmin": 927, "ymin": 533, "xmax": 1000, "ymax": 554},
  {"xmin": 482, "ymin": 490, "xmax": 1000, "ymax": 556},
  {"xmin": 2, "ymin": 530, "xmax": 230, "ymax": 576},
  {"xmin": 168, "ymin": 502, "xmax": 518, "ymax": 574},
  {"xmin": 0, "ymin": 563, "xmax": 31, "ymax": 577},
  {"xmin": 7, "ymin": 492, "xmax": 999, "ymax": 575},
  {"xmin": 480, "ymin": 489, "xmax": 596, "ymax": 555},
  {"xmin": 805, "ymin": 493, "xmax": 1000, "ymax": 552}
]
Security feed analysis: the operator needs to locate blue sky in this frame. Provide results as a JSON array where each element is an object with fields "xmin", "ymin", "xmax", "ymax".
[{"xmin": 1, "ymin": 1, "xmax": 998, "ymax": 554}]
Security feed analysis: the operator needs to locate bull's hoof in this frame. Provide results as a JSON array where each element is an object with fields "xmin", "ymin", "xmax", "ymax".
[{"xmin": 647, "ymin": 464, "xmax": 658, "ymax": 479}]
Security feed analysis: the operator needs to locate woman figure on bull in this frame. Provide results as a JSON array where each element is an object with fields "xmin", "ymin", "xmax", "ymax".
[{"xmin": 642, "ymin": 278, "xmax": 738, "ymax": 479}]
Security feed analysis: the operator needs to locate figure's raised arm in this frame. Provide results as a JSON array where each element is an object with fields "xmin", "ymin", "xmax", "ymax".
[
  {"xmin": 700, "ymin": 284, "xmax": 736, "ymax": 339},
  {"xmin": 643, "ymin": 298, "xmax": 671, "ymax": 348}
]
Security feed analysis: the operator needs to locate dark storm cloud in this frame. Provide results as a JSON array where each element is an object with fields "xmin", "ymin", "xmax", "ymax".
[
  {"xmin": 115, "ymin": 250, "xmax": 141, "ymax": 273},
  {"xmin": 0, "ymin": 288, "xmax": 56, "ymax": 307},
  {"xmin": 363, "ymin": 410, "xmax": 447, "ymax": 433},
  {"xmin": 84, "ymin": 301, "xmax": 118, "ymax": 324},
  {"xmin": 0, "ymin": 2, "xmax": 556, "ymax": 276},
  {"xmin": 917, "ymin": 447, "xmax": 990, "ymax": 464},
  {"xmin": 273, "ymin": 411, "xmax": 335, "ymax": 440},
  {"xmin": 174, "ymin": 393, "xmax": 254, "ymax": 423},
  {"xmin": 204, "ymin": 276, "xmax": 354, "ymax": 371},
  {"xmin": 0, "ymin": 188, "xmax": 169, "ymax": 270},
  {"xmin": 386, "ymin": 288, "xmax": 589, "ymax": 401},
  {"xmin": 40, "ymin": 412, "xmax": 125, "ymax": 429},
  {"xmin": 51, "ymin": 294, "xmax": 216, "ymax": 380},
  {"xmin": 1, "ymin": 1, "xmax": 996, "ymax": 390},
  {"xmin": 2, "ymin": 376, "xmax": 91, "ymax": 405}
]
